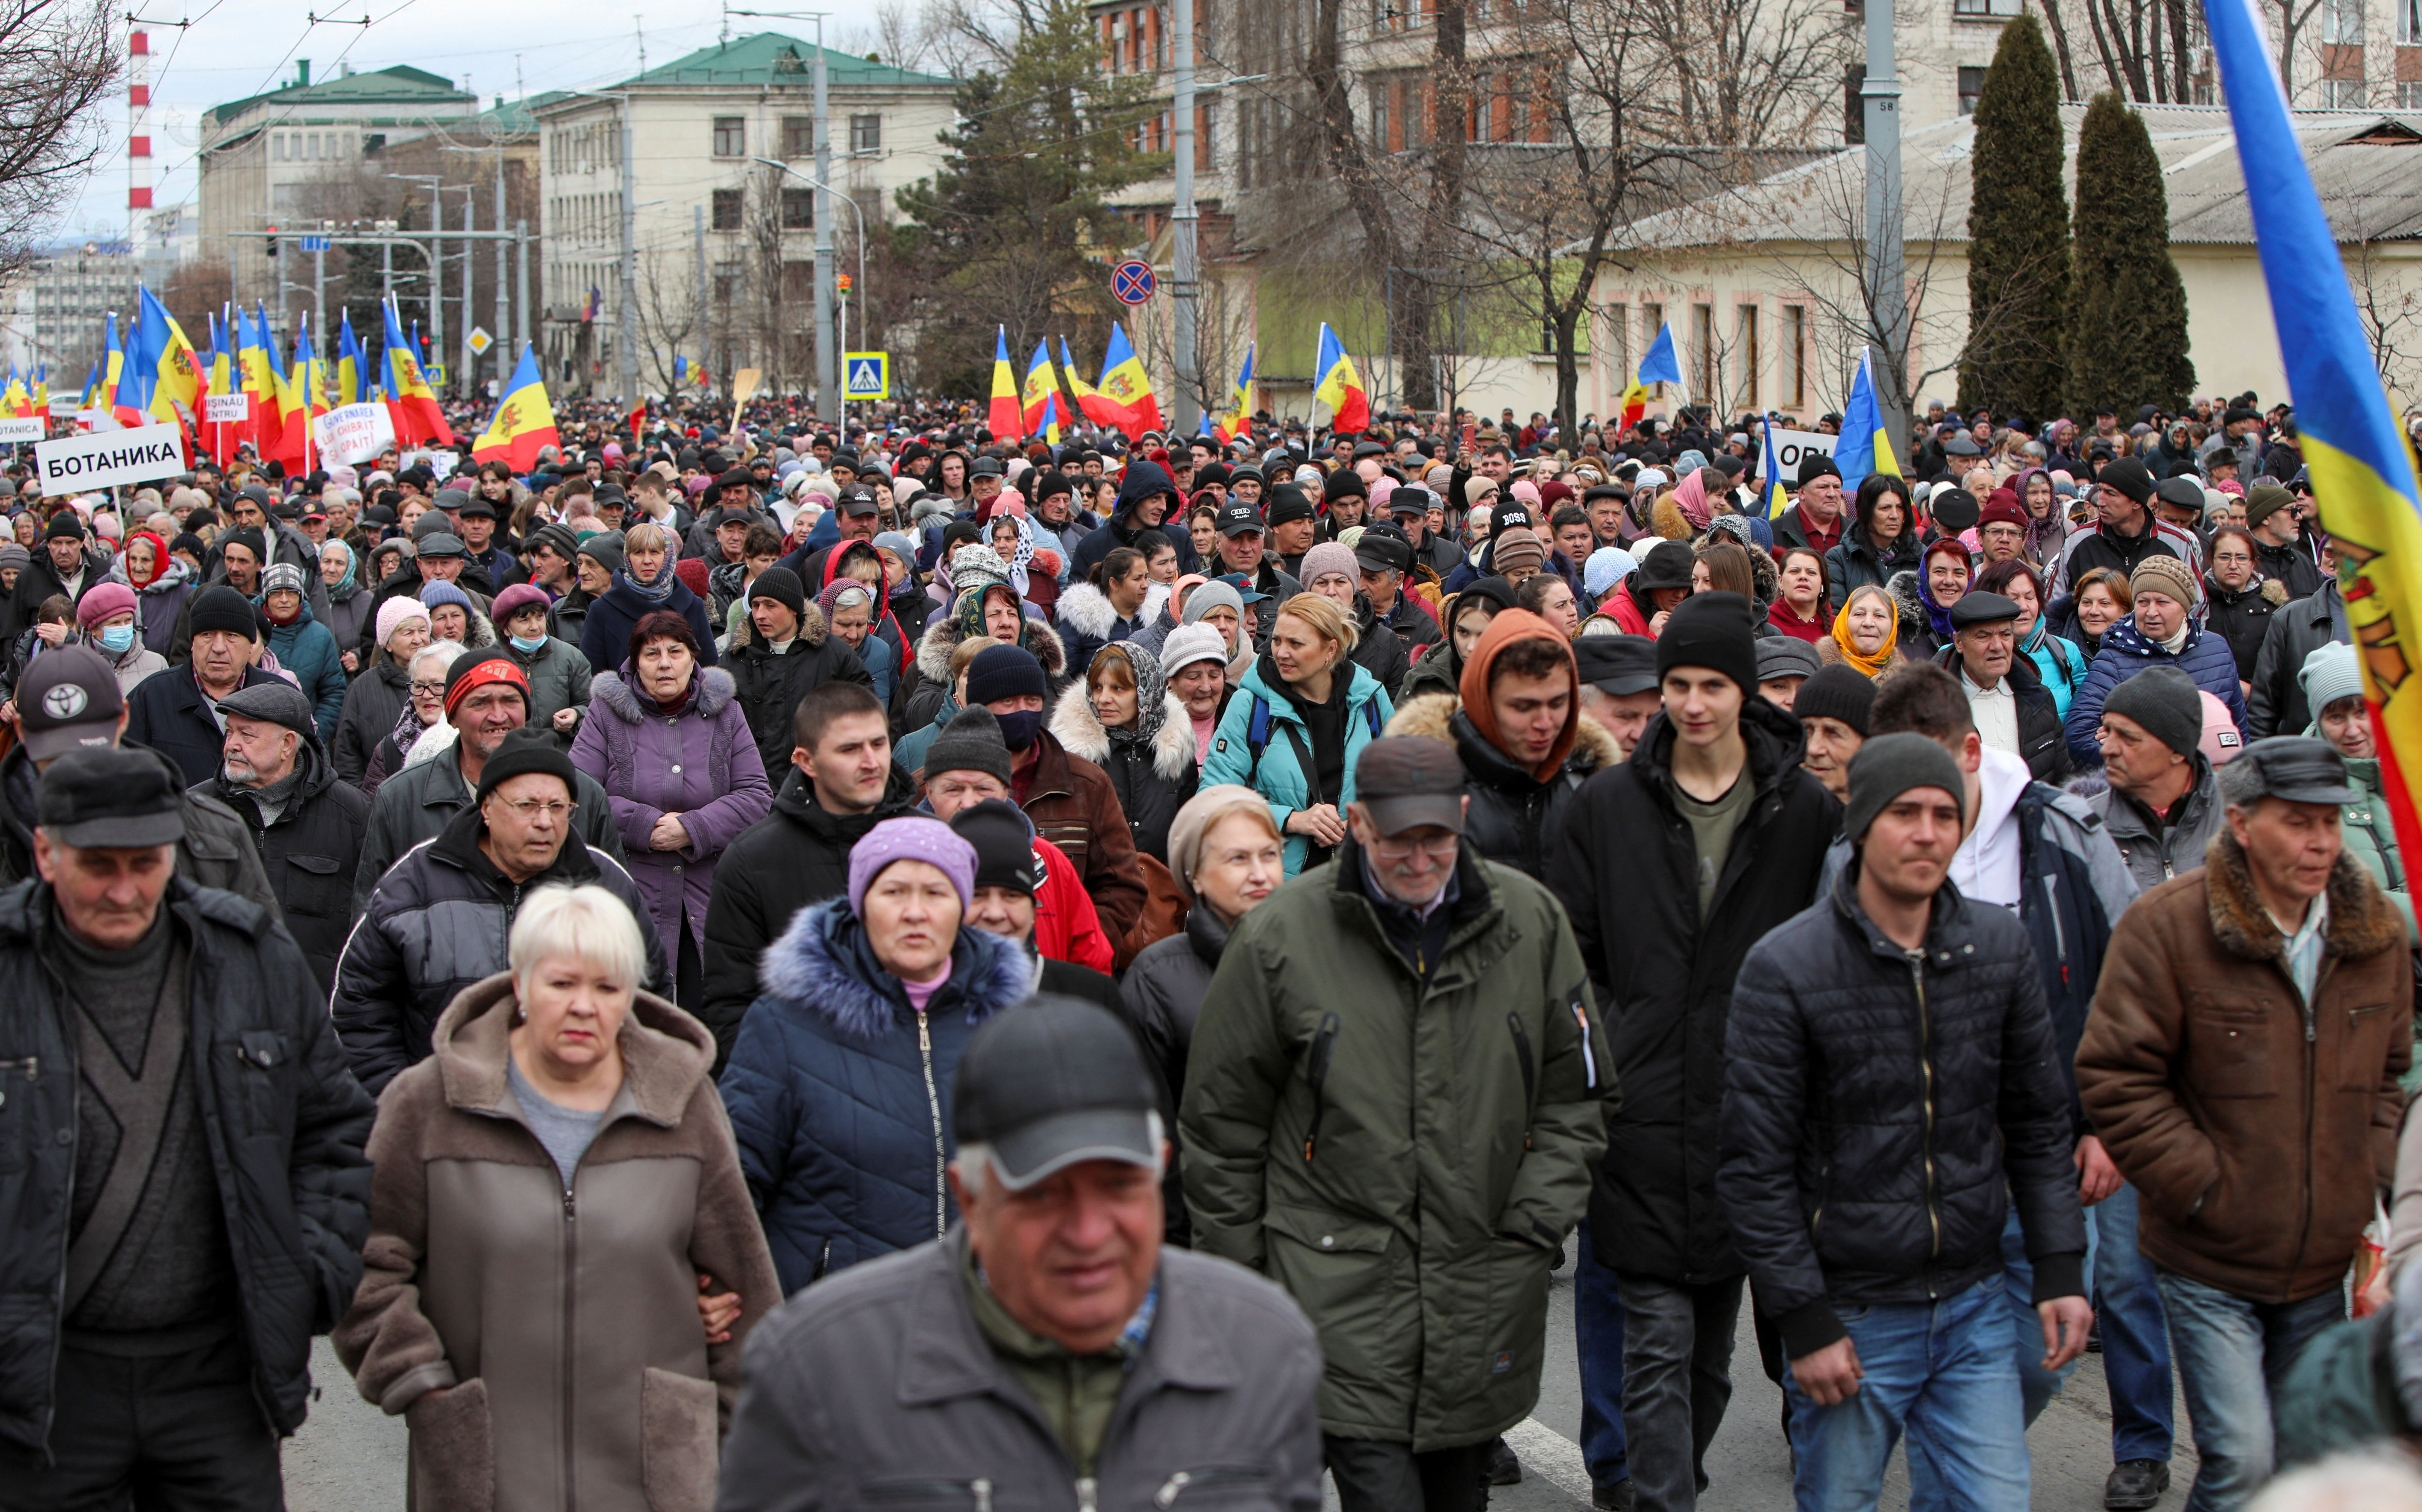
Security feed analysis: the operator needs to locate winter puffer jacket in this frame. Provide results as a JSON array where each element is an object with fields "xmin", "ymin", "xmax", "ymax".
[
  {"xmin": 332, "ymin": 804, "xmax": 670, "ymax": 1093},
  {"xmin": 1823, "ymin": 527, "xmax": 1922, "ymax": 609},
  {"xmin": 571, "ymin": 666, "xmax": 773, "ymax": 965},
  {"xmin": 0, "ymin": 876, "xmax": 374, "ymax": 1456},
  {"xmin": 1721, "ymin": 863, "xmax": 2087, "ymax": 1358},
  {"xmin": 263, "ymin": 602, "xmax": 347, "ymax": 742},
  {"xmin": 351, "ymin": 744, "xmax": 626, "ymax": 915},
  {"xmin": 2064, "ymin": 612, "xmax": 2251, "ymax": 766},
  {"xmin": 716, "ymin": 899, "xmax": 1031, "ymax": 1294},
  {"xmin": 1046, "ymin": 666, "xmax": 1200, "ymax": 864},
  {"xmin": 1200, "ymin": 656, "xmax": 1393, "ymax": 877},
  {"xmin": 1121, "ymin": 903, "xmax": 1233, "ymax": 1130},
  {"xmin": 1385, "ymin": 693, "xmax": 1620, "ymax": 878},
  {"xmin": 1543, "ymin": 698, "xmax": 1841, "ymax": 1285},
  {"xmin": 725, "ymin": 607, "xmax": 873, "ymax": 781},
  {"xmin": 333, "ymin": 657, "xmax": 413, "ymax": 785}
]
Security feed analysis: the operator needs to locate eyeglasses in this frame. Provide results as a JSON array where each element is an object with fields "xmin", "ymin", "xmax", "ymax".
[
  {"xmin": 409, "ymin": 679, "xmax": 446, "ymax": 694},
  {"xmin": 497, "ymin": 798, "xmax": 576, "ymax": 820},
  {"xmin": 1369, "ymin": 833, "xmax": 1459, "ymax": 860}
]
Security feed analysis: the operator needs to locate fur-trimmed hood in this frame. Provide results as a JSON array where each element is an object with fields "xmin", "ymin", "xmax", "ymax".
[
  {"xmin": 728, "ymin": 598, "xmax": 832, "ymax": 654},
  {"xmin": 432, "ymin": 970, "xmax": 711, "ymax": 1119},
  {"xmin": 1054, "ymin": 580, "xmax": 1171, "ymax": 642},
  {"xmin": 1649, "ymin": 493, "xmax": 1696, "ymax": 541},
  {"xmin": 1048, "ymin": 679, "xmax": 1196, "ymax": 780},
  {"xmin": 915, "ymin": 612, "xmax": 1067, "ymax": 685},
  {"xmin": 1385, "ymin": 690, "xmax": 1623, "ymax": 777},
  {"xmin": 586, "ymin": 663, "xmax": 739, "ymax": 724},
  {"xmin": 755, "ymin": 895, "xmax": 1031, "ymax": 1042},
  {"xmin": 2202, "ymin": 829, "xmax": 2405, "ymax": 966},
  {"xmin": 1885, "ymin": 569, "xmax": 1929, "ymax": 633}
]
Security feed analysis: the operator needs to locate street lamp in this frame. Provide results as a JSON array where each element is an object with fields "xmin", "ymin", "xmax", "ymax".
[{"xmin": 752, "ymin": 156, "xmax": 867, "ymax": 392}]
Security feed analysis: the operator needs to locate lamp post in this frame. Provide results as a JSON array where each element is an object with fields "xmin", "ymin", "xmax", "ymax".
[{"xmin": 752, "ymin": 156, "xmax": 866, "ymax": 409}]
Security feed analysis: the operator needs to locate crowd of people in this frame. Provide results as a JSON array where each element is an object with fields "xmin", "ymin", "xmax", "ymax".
[{"xmin": 0, "ymin": 385, "xmax": 2413, "ymax": 1512}]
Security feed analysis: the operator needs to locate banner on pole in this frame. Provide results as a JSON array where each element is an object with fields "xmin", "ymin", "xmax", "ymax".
[
  {"xmin": 310, "ymin": 402, "xmax": 398, "ymax": 466},
  {"xmin": 34, "ymin": 423, "xmax": 188, "ymax": 491},
  {"xmin": 1763, "ymin": 428, "xmax": 1838, "ymax": 477},
  {"xmin": 0, "ymin": 419, "xmax": 45, "ymax": 442},
  {"xmin": 203, "ymin": 393, "xmax": 250, "ymax": 423}
]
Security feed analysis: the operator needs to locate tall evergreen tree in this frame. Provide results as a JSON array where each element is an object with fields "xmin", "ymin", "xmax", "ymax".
[
  {"xmin": 2066, "ymin": 93, "xmax": 2195, "ymax": 416},
  {"xmin": 1959, "ymin": 14, "xmax": 2069, "ymax": 421}
]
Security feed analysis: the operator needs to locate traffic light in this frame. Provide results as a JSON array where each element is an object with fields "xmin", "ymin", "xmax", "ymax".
[{"xmin": 265, "ymin": 224, "xmax": 278, "ymax": 258}]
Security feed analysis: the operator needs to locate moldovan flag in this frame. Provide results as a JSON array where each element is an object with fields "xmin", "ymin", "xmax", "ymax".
[
  {"xmin": 0, "ymin": 366, "xmax": 27, "ymax": 420},
  {"xmin": 1312, "ymin": 324, "xmax": 1369, "ymax": 435},
  {"xmin": 2208, "ymin": 0, "xmax": 2422, "ymax": 870},
  {"xmin": 337, "ymin": 311, "xmax": 366, "ymax": 406},
  {"xmin": 127, "ymin": 285, "xmax": 203, "ymax": 428},
  {"xmin": 1062, "ymin": 337, "xmax": 1111, "ymax": 428},
  {"xmin": 1096, "ymin": 323, "xmax": 1159, "ymax": 441},
  {"xmin": 1020, "ymin": 340, "xmax": 1056, "ymax": 440},
  {"xmin": 382, "ymin": 299, "xmax": 446, "ymax": 445},
  {"xmin": 988, "ymin": 328, "xmax": 1021, "ymax": 441},
  {"xmin": 104, "ymin": 315, "xmax": 140, "ymax": 428},
  {"xmin": 472, "ymin": 345, "xmax": 560, "ymax": 471},
  {"xmin": 1215, "ymin": 343, "xmax": 1254, "ymax": 444},
  {"xmin": 241, "ymin": 306, "xmax": 282, "ymax": 458},
  {"xmin": 30, "ymin": 364, "xmax": 46, "ymax": 418},
  {"xmin": 1832, "ymin": 348, "xmax": 1899, "ymax": 489}
]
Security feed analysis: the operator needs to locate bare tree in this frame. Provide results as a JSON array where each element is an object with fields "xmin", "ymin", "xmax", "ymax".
[
  {"xmin": 2033, "ymin": 0, "xmax": 2206, "ymax": 103},
  {"xmin": 0, "ymin": 0, "xmax": 119, "ymax": 277}
]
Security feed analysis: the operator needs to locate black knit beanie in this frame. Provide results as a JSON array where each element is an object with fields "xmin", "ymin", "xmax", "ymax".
[
  {"xmin": 2102, "ymin": 666, "xmax": 2203, "ymax": 757},
  {"xmin": 1654, "ymin": 591, "xmax": 1758, "ymax": 696},
  {"xmin": 1794, "ymin": 664, "xmax": 1877, "ymax": 735},
  {"xmin": 1844, "ymin": 731, "xmax": 1967, "ymax": 842},
  {"xmin": 924, "ymin": 706, "xmax": 1014, "ymax": 787}
]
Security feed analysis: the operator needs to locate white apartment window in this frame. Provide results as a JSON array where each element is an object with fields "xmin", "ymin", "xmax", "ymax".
[
  {"xmin": 2400, "ymin": 80, "xmax": 2422, "ymax": 106},
  {"xmin": 2323, "ymin": 0, "xmax": 2363, "ymax": 44},
  {"xmin": 2402, "ymin": 0, "xmax": 2422, "ymax": 43},
  {"xmin": 1953, "ymin": 0, "xmax": 2024, "ymax": 13},
  {"xmin": 849, "ymin": 114, "xmax": 881, "ymax": 152},
  {"xmin": 2325, "ymin": 77, "xmax": 2370, "ymax": 106},
  {"xmin": 712, "ymin": 117, "xmax": 746, "ymax": 157}
]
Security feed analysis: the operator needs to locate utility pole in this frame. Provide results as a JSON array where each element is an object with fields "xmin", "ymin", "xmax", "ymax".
[
  {"xmin": 428, "ymin": 190, "xmax": 446, "ymax": 384},
  {"xmin": 694, "ymin": 203, "xmax": 707, "ymax": 379},
  {"xmin": 1862, "ymin": 0, "xmax": 1908, "ymax": 462},
  {"xmin": 514, "ymin": 219, "xmax": 530, "ymax": 364},
  {"xmin": 493, "ymin": 168, "xmax": 508, "ymax": 392},
  {"xmin": 812, "ymin": 16, "xmax": 836, "ymax": 419},
  {"xmin": 1171, "ymin": 0, "xmax": 1199, "ymax": 433},
  {"xmin": 461, "ymin": 199, "xmax": 476, "ymax": 396},
  {"xmin": 312, "ymin": 238, "xmax": 326, "ymax": 346},
  {"xmin": 617, "ymin": 97, "xmax": 640, "ymax": 414}
]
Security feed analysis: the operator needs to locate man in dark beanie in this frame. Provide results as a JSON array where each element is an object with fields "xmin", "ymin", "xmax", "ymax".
[
  {"xmin": 2050, "ymin": 453, "xmax": 2198, "ymax": 597},
  {"xmin": 1794, "ymin": 663, "xmax": 1875, "ymax": 802},
  {"xmin": 126, "ymin": 584, "xmax": 286, "ymax": 786},
  {"xmin": 1547, "ymin": 589, "xmax": 1838, "ymax": 1512},
  {"xmin": 1774, "ymin": 451, "xmax": 1846, "ymax": 560},
  {"xmin": 919, "ymin": 705, "xmax": 1116, "ymax": 977},
  {"xmin": 2090, "ymin": 666, "xmax": 2225, "ymax": 890},
  {"xmin": 1724, "ymin": 730, "xmax": 2087, "ymax": 1505},
  {"xmin": 729, "ymin": 563, "xmax": 872, "ymax": 781}
]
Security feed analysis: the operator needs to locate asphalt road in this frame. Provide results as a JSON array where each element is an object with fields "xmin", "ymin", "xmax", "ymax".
[{"xmin": 283, "ymin": 1236, "xmax": 2194, "ymax": 1512}]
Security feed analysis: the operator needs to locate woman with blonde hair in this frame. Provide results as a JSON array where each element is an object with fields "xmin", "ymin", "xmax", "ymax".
[
  {"xmin": 338, "ymin": 883, "xmax": 778, "ymax": 1512},
  {"xmin": 1201, "ymin": 592, "xmax": 1393, "ymax": 876}
]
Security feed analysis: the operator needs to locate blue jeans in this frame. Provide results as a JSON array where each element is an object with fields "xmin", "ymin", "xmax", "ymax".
[
  {"xmin": 1574, "ymin": 1218, "xmax": 1629, "ymax": 1494},
  {"xmin": 2157, "ymin": 1269, "xmax": 2346, "ymax": 1512},
  {"xmin": 1784, "ymin": 1278, "xmax": 2030, "ymax": 1512},
  {"xmin": 1994, "ymin": 1183, "xmax": 2175, "ymax": 1462}
]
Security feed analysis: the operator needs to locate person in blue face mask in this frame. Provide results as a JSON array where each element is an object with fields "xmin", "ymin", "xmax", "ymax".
[
  {"xmin": 73, "ymin": 581, "xmax": 167, "ymax": 695},
  {"xmin": 491, "ymin": 581, "xmax": 590, "ymax": 746}
]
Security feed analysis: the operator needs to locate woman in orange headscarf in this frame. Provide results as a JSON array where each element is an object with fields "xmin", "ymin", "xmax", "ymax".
[{"xmin": 1818, "ymin": 581, "xmax": 1906, "ymax": 680}]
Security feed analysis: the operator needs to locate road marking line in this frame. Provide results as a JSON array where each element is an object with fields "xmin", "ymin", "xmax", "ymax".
[{"xmin": 1504, "ymin": 1416, "xmax": 1598, "ymax": 1506}]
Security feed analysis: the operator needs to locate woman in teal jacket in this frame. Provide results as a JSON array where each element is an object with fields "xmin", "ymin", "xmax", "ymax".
[{"xmin": 1201, "ymin": 592, "xmax": 1393, "ymax": 876}]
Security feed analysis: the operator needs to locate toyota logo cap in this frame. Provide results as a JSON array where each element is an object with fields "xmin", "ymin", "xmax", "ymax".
[{"xmin": 16, "ymin": 645, "xmax": 124, "ymax": 762}]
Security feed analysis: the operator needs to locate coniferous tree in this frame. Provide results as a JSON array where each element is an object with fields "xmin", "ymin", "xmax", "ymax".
[
  {"xmin": 1959, "ymin": 14, "xmax": 2069, "ymax": 421},
  {"xmin": 2067, "ymin": 93, "xmax": 2195, "ymax": 416}
]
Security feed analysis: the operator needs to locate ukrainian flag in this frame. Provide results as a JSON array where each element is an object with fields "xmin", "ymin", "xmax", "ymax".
[
  {"xmin": 2208, "ymin": 0, "xmax": 2422, "ymax": 863},
  {"xmin": 1215, "ymin": 342, "xmax": 1254, "ymax": 444},
  {"xmin": 1096, "ymin": 323, "xmax": 1159, "ymax": 441},
  {"xmin": 1313, "ymin": 323, "xmax": 1369, "ymax": 434},
  {"xmin": 1762, "ymin": 420, "xmax": 1792, "ymax": 520},
  {"xmin": 472, "ymin": 344, "xmax": 560, "ymax": 470},
  {"xmin": 988, "ymin": 327, "xmax": 1021, "ymax": 441},
  {"xmin": 1832, "ymin": 348, "xmax": 1898, "ymax": 489},
  {"xmin": 1020, "ymin": 340, "xmax": 1056, "ymax": 441}
]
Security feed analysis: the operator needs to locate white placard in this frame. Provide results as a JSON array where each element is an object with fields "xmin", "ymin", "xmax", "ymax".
[
  {"xmin": 428, "ymin": 449, "xmax": 460, "ymax": 481},
  {"xmin": 0, "ymin": 418, "xmax": 44, "ymax": 442},
  {"xmin": 310, "ymin": 402, "xmax": 397, "ymax": 466},
  {"xmin": 33, "ymin": 423, "xmax": 187, "ymax": 491},
  {"xmin": 204, "ymin": 393, "xmax": 250, "ymax": 423},
  {"xmin": 1765, "ymin": 427, "xmax": 1837, "ymax": 478},
  {"xmin": 46, "ymin": 396, "xmax": 77, "ymax": 417}
]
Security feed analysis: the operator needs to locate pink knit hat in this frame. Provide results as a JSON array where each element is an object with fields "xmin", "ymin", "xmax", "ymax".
[
  {"xmin": 375, "ymin": 594, "xmax": 430, "ymax": 647},
  {"xmin": 848, "ymin": 816, "xmax": 977, "ymax": 918}
]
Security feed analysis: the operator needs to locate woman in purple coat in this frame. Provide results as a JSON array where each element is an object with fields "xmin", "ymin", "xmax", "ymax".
[{"xmin": 570, "ymin": 609, "xmax": 773, "ymax": 1012}]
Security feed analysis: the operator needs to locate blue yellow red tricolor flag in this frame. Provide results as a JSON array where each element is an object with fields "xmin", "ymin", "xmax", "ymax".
[
  {"xmin": 1215, "ymin": 343, "xmax": 1254, "ymax": 444},
  {"xmin": 1019, "ymin": 340, "xmax": 1056, "ymax": 440},
  {"xmin": 2207, "ymin": 0, "xmax": 2422, "ymax": 869},
  {"xmin": 383, "ymin": 298, "xmax": 446, "ymax": 444},
  {"xmin": 1312, "ymin": 324, "xmax": 1369, "ymax": 434},
  {"xmin": 1621, "ymin": 321, "xmax": 1682, "ymax": 431},
  {"xmin": 472, "ymin": 344, "xmax": 561, "ymax": 470},
  {"xmin": 1095, "ymin": 323, "xmax": 1159, "ymax": 441},
  {"xmin": 241, "ymin": 305, "xmax": 281, "ymax": 457},
  {"xmin": 1762, "ymin": 420, "xmax": 1791, "ymax": 520},
  {"xmin": 1062, "ymin": 337, "xmax": 1110, "ymax": 429},
  {"xmin": 987, "ymin": 328, "xmax": 1021, "ymax": 441},
  {"xmin": 337, "ymin": 311, "xmax": 365, "ymax": 405},
  {"xmin": 1831, "ymin": 348, "xmax": 1899, "ymax": 489}
]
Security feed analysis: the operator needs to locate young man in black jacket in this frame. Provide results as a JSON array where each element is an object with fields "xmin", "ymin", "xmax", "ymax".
[
  {"xmin": 1545, "ymin": 591, "xmax": 1839, "ymax": 1512},
  {"xmin": 1721, "ymin": 733, "xmax": 2090, "ymax": 1510}
]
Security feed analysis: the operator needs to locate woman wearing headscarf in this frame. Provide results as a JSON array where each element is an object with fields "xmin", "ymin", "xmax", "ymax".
[
  {"xmin": 318, "ymin": 538, "xmax": 373, "ymax": 666},
  {"xmin": 1048, "ymin": 641, "xmax": 1200, "ymax": 863},
  {"xmin": 1898, "ymin": 536, "xmax": 1972, "ymax": 660},
  {"xmin": 106, "ymin": 527, "xmax": 193, "ymax": 660},
  {"xmin": 2011, "ymin": 466, "xmax": 2067, "ymax": 567},
  {"xmin": 1816, "ymin": 581, "xmax": 1908, "ymax": 681},
  {"xmin": 578, "ymin": 521, "xmax": 718, "ymax": 674},
  {"xmin": 814, "ymin": 578, "xmax": 897, "ymax": 703},
  {"xmin": 716, "ymin": 816, "xmax": 1032, "ymax": 1292}
]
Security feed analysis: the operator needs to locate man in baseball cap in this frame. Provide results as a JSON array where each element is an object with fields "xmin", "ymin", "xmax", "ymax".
[{"xmin": 1571, "ymin": 633, "xmax": 1661, "ymax": 758}]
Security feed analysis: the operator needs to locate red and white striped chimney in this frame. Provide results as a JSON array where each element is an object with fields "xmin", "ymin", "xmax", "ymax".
[{"xmin": 128, "ymin": 26, "xmax": 153, "ymax": 217}]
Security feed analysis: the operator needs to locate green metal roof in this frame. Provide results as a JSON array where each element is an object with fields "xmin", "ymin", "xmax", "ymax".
[
  {"xmin": 613, "ymin": 32, "xmax": 955, "ymax": 90},
  {"xmin": 210, "ymin": 64, "xmax": 475, "ymax": 126},
  {"xmin": 471, "ymin": 89, "xmax": 566, "ymax": 135}
]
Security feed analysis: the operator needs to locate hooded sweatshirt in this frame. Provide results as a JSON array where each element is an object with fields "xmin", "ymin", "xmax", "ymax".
[{"xmin": 1458, "ymin": 608, "xmax": 1580, "ymax": 784}]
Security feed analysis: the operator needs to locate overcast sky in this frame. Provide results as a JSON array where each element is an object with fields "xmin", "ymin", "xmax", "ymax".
[{"xmin": 62, "ymin": 0, "xmax": 903, "ymax": 244}]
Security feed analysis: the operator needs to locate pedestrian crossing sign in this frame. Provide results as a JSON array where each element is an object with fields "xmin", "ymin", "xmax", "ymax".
[{"xmin": 843, "ymin": 352, "xmax": 889, "ymax": 400}]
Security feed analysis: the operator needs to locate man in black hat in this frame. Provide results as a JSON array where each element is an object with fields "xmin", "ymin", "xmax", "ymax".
[
  {"xmin": 1266, "ymin": 488, "xmax": 1319, "ymax": 578},
  {"xmin": 1354, "ymin": 522, "xmax": 1439, "ymax": 650},
  {"xmin": 1936, "ymin": 590, "xmax": 2070, "ymax": 782},
  {"xmin": 1213, "ymin": 500, "xmax": 1303, "ymax": 639},
  {"xmin": 1390, "ymin": 484, "xmax": 1464, "ymax": 577},
  {"xmin": 1573, "ymin": 633, "xmax": 1663, "ymax": 758},
  {"xmin": 0, "ymin": 645, "xmax": 276, "ymax": 910},
  {"xmin": 775, "ymin": 483, "xmax": 884, "ymax": 585},
  {"xmin": 335, "ymin": 725, "xmax": 666, "ymax": 1093},
  {"xmin": 196, "ymin": 678, "xmax": 369, "ymax": 993},
  {"xmin": 2088, "ymin": 666, "xmax": 2225, "ymax": 890},
  {"xmin": 719, "ymin": 994, "xmax": 1324, "ymax": 1512},
  {"xmin": 1185, "ymin": 736, "xmax": 1614, "ymax": 1512},
  {"xmin": 454, "ymin": 491, "xmax": 516, "ymax": 587},
  {"xmin": 948, "ymin": 797, "xmax": 1118, "ymax": 1010},
  {"xmin": 1545, "ymin": 593, "xmax": 1838, "ymax": 1512},
  {"xmin": 2080, "ymin": 737, "xmax": 2413, "ymax": 1512},
  {"xmin": 0, "ymin": 746, "xmax": 373, "ymax": 1505},
  {"xmin": 2049, "ymin": 455, "xmax": 2198, "ymax": 597},
  {"xmin": 128, "ymin": 585, "xmax": 288, "ymax": 786}
]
